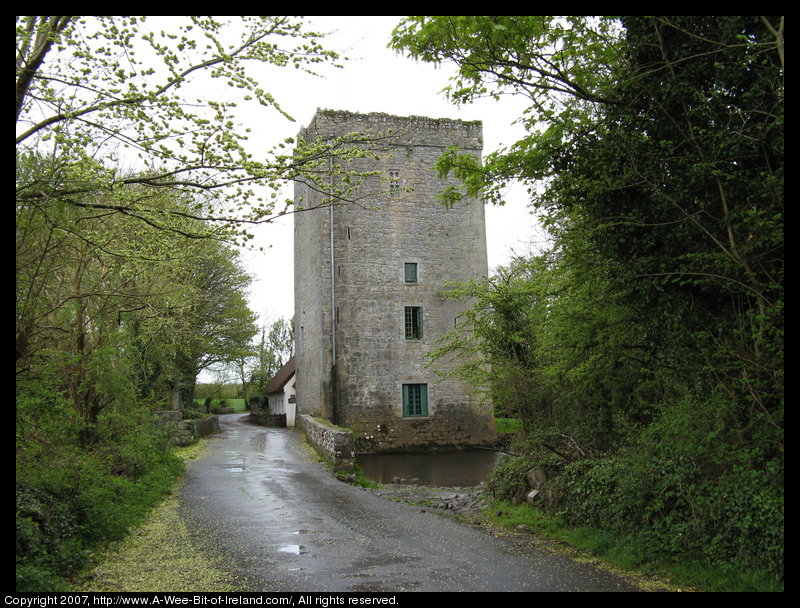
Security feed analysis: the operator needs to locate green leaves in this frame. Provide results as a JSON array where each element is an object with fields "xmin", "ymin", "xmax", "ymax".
[
  {"xmin": 392, "ymin": 16, "xmax": 621, "ymax": 114},
  {"xmin": 406, "ymin": 16, "xmax": 782, "ymax": 580},
  {"xmin": 15, "ymin": 16, "xmax": 352, "ymax": 243},
  {"xmin": 392, "ymin": 16, "xmax": 623, "ymax": 209}
]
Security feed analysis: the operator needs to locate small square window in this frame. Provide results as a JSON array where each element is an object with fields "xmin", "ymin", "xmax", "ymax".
[
  {"xmin": 403, "ymin": 383, "xmax": 428, "ymax": 417},
  {"xmin": 404, "ymin": 262, "xmax": 417, "ymax": 283},
  {"xmin": 404, "ymin": 306, "xmax": 423, "ymax": 339}
]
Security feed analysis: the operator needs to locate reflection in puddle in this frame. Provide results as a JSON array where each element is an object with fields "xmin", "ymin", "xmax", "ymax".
[
  {"xmin": 278, "ymin": 544, "xmax": 303, "ymax": 555},
  {"xmin": 221, "ymin": 451, "xmax": 245, "ymax": 473},
  {"xmin": 357, "ymin": 450, "xmax": 503, "ymax": 486}
]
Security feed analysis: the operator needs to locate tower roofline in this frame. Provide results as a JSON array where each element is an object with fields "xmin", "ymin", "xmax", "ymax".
[
  {"xmin": 311, "ymin": 108, "xmax": 482, "ymax": 128},
  {"xmin": 302, "ymin": 108, "xmax": 483, "ymax": 151}
]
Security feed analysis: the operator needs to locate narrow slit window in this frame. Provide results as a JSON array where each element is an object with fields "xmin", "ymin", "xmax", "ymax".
[
  {"xmin": 389, "ymin": 170, "xmax": 400, "ymax": 195},
  {"xmin": 405, "ymin": 306, "xmax": 422, "ymax": 339}
]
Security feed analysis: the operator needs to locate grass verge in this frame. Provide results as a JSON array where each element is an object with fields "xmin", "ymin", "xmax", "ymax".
[
  {"xmin": 69, "ymin": 441, "xmax": 241, "ymax": 593},
  {"xmin": 464, "ymin": 501, "xmax": 691, "ymax": 592},
  {"xmin": 467, "ymin": 500, "xmax": 782, "ymax": 592}
]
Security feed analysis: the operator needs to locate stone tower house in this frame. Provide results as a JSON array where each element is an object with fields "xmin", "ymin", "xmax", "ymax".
[{"xmin": 294, "ymin": 110, "xmax": 496, "ymax": 452}]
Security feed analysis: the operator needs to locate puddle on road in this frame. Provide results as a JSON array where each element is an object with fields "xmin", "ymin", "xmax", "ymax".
[
  {"xmin": 357, "ymin": 449, "xmax": 503, "ymax": 487},
  {"xmin": 278, "ymin": 544, "xmax": 305, "ymax": 555},
  {"xmin": 220, "ymin": 450, "xmax": 245, "ymax": 473}
]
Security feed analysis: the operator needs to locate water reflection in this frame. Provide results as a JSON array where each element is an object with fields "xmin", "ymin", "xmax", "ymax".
[{"xmin": 357, "ymin": 449, "xmax": 502, "ymax": 487}]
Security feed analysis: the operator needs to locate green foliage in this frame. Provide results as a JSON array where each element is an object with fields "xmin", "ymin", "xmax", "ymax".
[
  {"xmin": 406, "ymin": 16, "xmax": 783, "ymax": 583},
  {"xmin": 494, "ymin": 417, "xmax": 521, "ymax": 434},
  {"xmin": 16, "ymin": 394, "xmax": 184, "ymax": 591},
  {"xmin": 16, "ymin": 485, "xmax": 87, "ymax": 591},
  {"xmin": 194, "ymin": 384, "xmax": 244, "ymax": 401},
  {"xmin": 337, "ymin": 465, "xmax": 380, "ymax": 489},
  {"xmin": 547, "ymin": 442, "xmax": 783, "ymax": 581},
  {"xmin": 15, "ymin": 16, "xmax": 347, "ymax": 242},
  {"xmin": 14, "ymin": 15, "xmax": 363, "ymax": 592},
  {"xmin": 249, "ymin": 316, "xmax": 295, "ymax": 394},
  {"xmin": 192, "ymin": 397, "xmax": 246, "ymax": 412},
  {"xmin": 484, "ymin": 501, "xmax": 568, "ymax": 541},
  {"xmin": 486, "ymin": 455, "xmax": 538, "ymax": 502},
  {"xmin": 486, "ymin": 453, "xmax": 563, "ymax": 503},
  {"xmin": 15, "ymin": 165, "xmax": 257, "ymax": 591},
  {"xmin": 391, "ymin": 16, "xmax": 624, "ymax": 207},
  {"xmin": 433, "ymin": 248, "xmax": 658, "ymax": 451}
]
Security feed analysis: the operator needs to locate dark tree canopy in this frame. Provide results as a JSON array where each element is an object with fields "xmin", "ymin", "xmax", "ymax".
[{"xmin": 396, "ymin": 16, "xmax": 783, "ymax": 582}]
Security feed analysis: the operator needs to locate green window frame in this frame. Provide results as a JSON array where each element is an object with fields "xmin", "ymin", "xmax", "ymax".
[
  {"xmin": 404, "ymin": 306, "xmax": 422, "ymax": 339},
  {"xmin": 404, "ymin": 262, "xmax": 417, "ymax": 283},
  {"xmin": 403, "ymin": 383, "xmax": 428, "ymax": 417}
]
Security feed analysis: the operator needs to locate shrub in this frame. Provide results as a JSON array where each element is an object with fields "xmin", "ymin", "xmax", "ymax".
[
  {"xmin": 486, "ymin": 452, "xmax": 563, "ymax": 502},
  {"xmin": 486, "ymin": 454, "xmax": 539, "ymax": 502},
  {"xmin": 16, "ymin": 403, "xmax": 185, "ymax": 592},
  {"xmin": 16, "ymin": 486, "xmax": 88, "ymax": 591},
  {"xmin": 541, "ymin": 447, "xmax": 783, "ymax": 580},
  {"xmin": 486, "ymin": 390, "xmax": 783, "ymax": 587}
]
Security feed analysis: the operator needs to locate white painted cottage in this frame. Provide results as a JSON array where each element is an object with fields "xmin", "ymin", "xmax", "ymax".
[{"xmin": 265, "ymin": 356, "xmax": 296, "ymax": 427}]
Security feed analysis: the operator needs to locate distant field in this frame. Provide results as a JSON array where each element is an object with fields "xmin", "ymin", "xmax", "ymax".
[
  {"xmin": 495, "ymin": 418, "xmax": 521, "ymax": 434},
  {"xmin": 193, "ymin": 398, "xmax": 247, "ymax": 412}
]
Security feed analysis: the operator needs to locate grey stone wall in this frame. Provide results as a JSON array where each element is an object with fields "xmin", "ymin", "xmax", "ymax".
[
  {"xmin": 297, "ymin": 414, "xmax": 355, "ymax": 472},
  {"xmin": 294, "ymin": 110, "xmax": 496, "ymax": 453},
  {"xmin": 154, "ymin": 411, "xmax": 219, "ymax": 446},
  {"xmin": 192, "ymin": 415, "xmax": 220, "ymax": 438},
  {"xmin": 249, "ymin": 412, "xmax": 287, "ymax": 427}
]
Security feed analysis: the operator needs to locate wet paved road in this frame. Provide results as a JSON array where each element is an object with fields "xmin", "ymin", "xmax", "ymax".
[{"xmin": 178, "ymin": 414, "xmax": 639, "ymax": 592}]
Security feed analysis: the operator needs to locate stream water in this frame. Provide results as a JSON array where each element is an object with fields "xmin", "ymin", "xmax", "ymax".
[{"xmin": 356, "ymin": 449, "xmax": 503, "ymax": 487}]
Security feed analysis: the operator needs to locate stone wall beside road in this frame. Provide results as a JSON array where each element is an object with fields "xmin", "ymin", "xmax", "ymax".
[{"xmin": 297, "ymin": 414, "xmax": 355, "ymax": 472}]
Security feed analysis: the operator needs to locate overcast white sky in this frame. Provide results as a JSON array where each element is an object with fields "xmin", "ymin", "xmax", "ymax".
[{"xmin": 239, "ymin": 16, "xmax": 546, "ymax": 323}]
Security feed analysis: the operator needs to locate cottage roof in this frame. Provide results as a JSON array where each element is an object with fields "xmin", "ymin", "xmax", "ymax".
[{"xmin": 264, "ymin": 356, "xmax": 295, "ymax": 394}]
